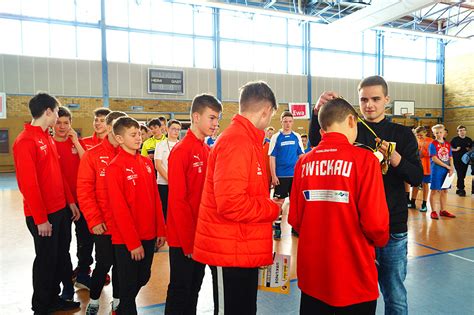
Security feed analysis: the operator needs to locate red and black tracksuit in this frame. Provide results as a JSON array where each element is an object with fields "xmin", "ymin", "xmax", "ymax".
[
  {"xmin": 165, "ymin": 129, "xmax": 210, "ymax": 314},
  {"xmin": 13, "ymin": 124, "xmax": 75, "ymax": 313},
  {"xmin": 106, "ymin": 147, "xmax": 166, "ymax": 315}
]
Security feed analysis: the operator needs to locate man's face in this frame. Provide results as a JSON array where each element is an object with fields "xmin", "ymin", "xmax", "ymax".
[
  {"xmin": 140, "ymin": 128, "xmax": 149, "ymax": 142},
  {"xmin": 160, "ymin": 120, "xmax": 167, "ymax": 135},
  {"xmin": 265, "ymin": 128, "xmax": 274, "ymax": 139},
  {"xmin": 150, "ymin": 125, "xmax": 162, "ymax": 138},
  {"xmin": 195, "ymin": 107, "xmax": 220, "ymax": 137},
  {"xmin": 358, "ymin": 85, "xmax": 389, "ymax": 123},
  {"xmin": 47, "ymin": 106, "xmax": 59, "ymax": 128},
  {"xmin": 54, "ymin": 116, "xmax": 71, "ymax": 138},
  {"xmin": 168, "ymin": 123, "xmax": 182, "ymax": 140},
  {"xmin": 117, "ymin": 126, "xmax": 142, "ymax": 151},
  {"xmin": 281, "ymin": 116, "xmax": 294, "ymax": 132},
  {"xmin": 93, "ymin": 115, "xmax": 107, "ymax": 135},
  {"xmin": 457, "ymin": 128, "xmax": 466, "ymax": 138}
]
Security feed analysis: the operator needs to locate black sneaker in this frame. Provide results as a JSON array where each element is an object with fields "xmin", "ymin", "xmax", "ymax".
[
  {"xmin": 455, "ymin": 189, "xmax": 461, "ymax": 195},
  {"xmin": 459, "ymin": 190, "xmax": 466, "ymax": 197},
  {"xmin": 59, "ymin": 299, "xmax": 81, "ymax": 311}
]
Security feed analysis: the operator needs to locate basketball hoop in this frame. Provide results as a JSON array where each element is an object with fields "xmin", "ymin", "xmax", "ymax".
[{"xmin": 402, "ymin": 113, "xmax": 413, "ymax": 118}]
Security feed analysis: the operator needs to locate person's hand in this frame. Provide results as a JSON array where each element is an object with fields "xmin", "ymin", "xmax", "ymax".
[
  {"xmin": 37, "ymin": 221, "xmax": 53, "ymax": 237},
  {"xmin": 448, "ymin": 166, "xmax": 454, "ymax": 176},
  {"xmin": 375, "ymin": 138, "xmax": 401, "ymax": 167},
  {"xmin": 67, "ymin": 128, "xmax": 79, "ymax": 143},
  {"xmin": 314, "ymin": 91, "xmax": 339, "ymax": 114},
  {"xmin": 186, "ymin": 253, "xmax": 193, "ymax": 259},
  {"xmin": 155, "ymin": 237, "xmax": 166, "ymax": 250},
  {"xmin": 272, "ymin": 198, "xmax": 284, "ymax": 208},
  {"xmin": 92, "ymin": 223, "xmax": 107, "ymax": 235},
  {"xmin": 271, "ymin": 176, "xmax": 280, "ymax": 187},
  {"xmin": 69, "ymin": 203, "xmax": 81, "ymax": 221},
  {"xmin": 131, "ymin": 245, "xmax": 145, "ymax": 261}
]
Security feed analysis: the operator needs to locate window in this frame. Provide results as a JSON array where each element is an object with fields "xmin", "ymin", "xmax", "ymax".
[
  {"xmin": 384, "ymin": 58, "xmax": 426, "ymax": 83},
  {"xmin": 106, "ymin": 30, "xmax": 129, "ymax": 62},
  {"xmin": 311, "ymin": 51, "xmax": 363, "ymax": 79},
  {"xmin": 194, "ymin": 7, "xmax": 213, "ymax": 36},
  {"xmin": 311, "ymin": 23, "xmax": 363, "ymax": 52},
  {"xmin": 50, "ymin": 25, "xmax": 76, "ymax": 59},
  {"xmin": 363, "ymin": 56, "xmax": 376, "ymax": 78},
  {"xmin": 220, "ymin": 10, "xmax": 253, "ymax": 41},
  {"xmin": 172, "ymin": 3, "xmax": 193, "ymax": 35},
  {"xmin": 129, "ymin": 0, "xmax": 151, "ymax": 30},
  {"xmin": 0, "ymin": 0, "xmax": 21, "ymax": 15},
  {"xmin": 151, "ymin": 1, "xmax": 173, "ymax": 32},
  {"xmin": 77, "ymin": 27, "xmax": 101, "ymax": 60},
  {"xmin": 22, "ymin": 21, "xmax": 50, "ymax": 57},
  {"xmin": 384, "ymin": 33, "xmax": 426, "ymax": 59},
  {"xmin": 76, "ymin": 0, "xmax": 101, "ymax": 23},
  {"xmin": 426, "ymin": 61, "xmax": 437, "ymax": 84},
  {"xmin": 150, "ymin": 35, "xmax": 193, "ymax": 67},
  {"xmin": 288, "ymin": 19, "xmax": 303, "ymax": 46},
  {"xmin": 194, "ymin": 39, "xmax": 213, "ymax": 69},
  {"xmin": 220, "ymin": 41, "xmax": 253, "ymax": 72},
  {"xmin": 288, "ymin": 48, "xmax": 303, "ymax": 75},
  {"xmin": 49, "ymin": 0, "xmax": 75, "ymax": 21},
  {"xmin": 21, "ymin": 0, "xmax": 49, "ymax": 19},
  {"xmin": 0, "ymin": 19, "xmax": 22, "ymax": 55},
  {"xmin": 130, "ymin": 32, "xmax": 151, "ymax": 64},
  {"xmin": 426, "ymin": 38, "xmax": 438, "ymax": 60},
  {"xmin": 105, "ymin": 0, "xmax": 128, "ymax": 27}
]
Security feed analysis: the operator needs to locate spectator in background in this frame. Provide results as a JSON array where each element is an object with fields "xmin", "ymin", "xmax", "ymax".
[
  {"xmin": 159, "ymin": 116, "xmax": 168, "ymax": 136},
  {"xmin": 410, "ymin": 126, "xmax": 433, "ymax": 212},
  {"xmin": 139, "ymin": 124, "xmax": 151, "ymax": 148},
  {"xmin": 301, "ymin": 134, "xmax": 312, "ymax": 153},
  {"xmin": 451, "ymin": 125, "xmax": 472, "ymax": 196},
  {"xmin": 205, "ymin": 124, "xmax": 220, "ymax": 147},
  {"xmin": 82, "ymin": 108, "xmax": 111, "ymax": 150},
  {"xmin": 264, "ymin": 126, "xmax": 275, "ymax": 143},
  {"xmin": 141, "ymin": 118, "xmax": 166, "ymax": 160}
]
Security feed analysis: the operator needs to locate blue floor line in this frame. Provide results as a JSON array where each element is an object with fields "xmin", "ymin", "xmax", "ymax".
[{"xmin": 412, "ymin": 242, "xmax": 443, "ymax": 252}]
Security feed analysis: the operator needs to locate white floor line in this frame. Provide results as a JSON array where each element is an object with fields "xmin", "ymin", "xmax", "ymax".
[{"xmin": 447, "ymin": 253, "xmax": 474, "ymax": 263}]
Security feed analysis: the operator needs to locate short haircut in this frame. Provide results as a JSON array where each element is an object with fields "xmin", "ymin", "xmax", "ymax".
[
  {"xmin": 431, "ymin": 124, "xmax": 445, "ymax": 132},
  {"xmin": 93, "ymin": 107, "xmax": 111, "ymax": 117},
  {"xmin": 266, "ymin": 126, "xmax": 275, "ymax": 131},
  {"xmin": 167, "ymin": 119, "xmax": 182, "ymax": 128},
  {"xmin": 147, "ymin": 118, "xmax": 162, "ymax": 128},
  {"xmin": 415, "ymin": 126, "xmax": 427, "ymax": 134},
  {"xmin": 105, "ymin": 111, "xmax": 127, "ymax": 126},
  {"xmin": 191, "ymin": 94, "xmax": 222, "ymax": 116},
  {"xmin": 239, "ymin": 81, "xmax": 277, "ymax": 113},
  {"xmin": 358, "ymin": 75, "xmax": 388, "ymax": 96},
  {"xmin": 158, "ymin": 116, "xmax": 167, "ymax": 124},
  {"xmin": 280, "ymin": 111, "xmax": 293, "ymax": 120},
  {"xmin": 113, "ymin": 116, "xmax": 140, "ymax": 136},
  {"xmin": 318, "ymin": 98, "xmax": 358, "ymax": 131},
  {"xmin": 140, "ymin": 124, "xmax": 149, "ymax": 133},
  {"xmin": 457, "ymin": 125, "xmax": 466, "ymax": 131},
  {"xmin": 58, "ymin": 106, "xmax": 72, "ymax": 120},
  {"xmin": 301, "ymin": 134, "xmax": 308, "ymax": 139},
  {"xmin": 28, "ymin": 93, "xmax": 60, "ymax": 119}
]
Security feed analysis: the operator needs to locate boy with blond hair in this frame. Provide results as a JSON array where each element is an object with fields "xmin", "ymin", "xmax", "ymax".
[{"xmin": 429, "ymin": 124, "xmax": 456, "ymax": 219}]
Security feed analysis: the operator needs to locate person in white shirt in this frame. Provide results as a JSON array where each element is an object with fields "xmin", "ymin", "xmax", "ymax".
[{"xmin": 154, "ymin": 119, "xmax": 182, "ymax": 221}]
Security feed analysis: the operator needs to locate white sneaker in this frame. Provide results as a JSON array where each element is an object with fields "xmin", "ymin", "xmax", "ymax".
[{"xmin": 86, "ymin": 303, "xmax": 99, "ymax": 315}]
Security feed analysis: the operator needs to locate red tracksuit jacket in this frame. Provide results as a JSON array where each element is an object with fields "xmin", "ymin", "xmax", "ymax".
[
  {"xmin": 77, "ymin": 136, "xmax": 118, "ymax": 234},
  {"xmin": 55, "ymin": 138, "xmax": 84, "ymax": 202},
  {"xmin": 288, "ymin": 132, "xmax": 389, "ymax": 307},
  {"xmin": 13, "ymin": 124, "xmax": 74, "ymax": 225},
  {"xmin": 167, "ymin": 129, "xmax": 210, "ymax": 255},
  {"xmin": 82, "ymin": 132, "xmax": 102, "ymax": 150},
  {"xmin": 106, "ymin": 147, "xmax": 166, "ymax": 251}
]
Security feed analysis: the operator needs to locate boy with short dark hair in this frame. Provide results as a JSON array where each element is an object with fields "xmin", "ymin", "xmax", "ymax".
[
  {"xmin": 269, "ymin": 110, "xmax": 305, "ymax": 239},
  {"xmin": 141, "ymin": 118, "xmax": 166, "ymax": 160},
  {"xmin": 301, "ymin": 134, "xmax": 312, "ymax": 153},
  {"xmin": 289, "ymin": 98, "xmax": 389, "ymax": 314},
  {"xmin": 451, "ymin": 125, "xmax": 472, "ymax": 196},
  {"xmin": 53, "ymin": 106, "xmax": 93, "ymax": 298},
  {"xmin": 429, "ymin": 124, "xmax": 456, "ymax": 220},
  {"xmin": 78, "ymin": 111, "xmax": 127, "ymax": 315},
  {"xmin": 13, "ymin": 92, "xmax": 81, "ymax": 314},
  {"xmin": 165, "ymin": 94, "xmax": 222, "ymax": 314},
  {"xmin": 82, "ymin": 107, "xmax": 111, "ymax": 149},
  {"xmin": 107, "ymin": 116, "xmax": 166, "ymax": 315}
]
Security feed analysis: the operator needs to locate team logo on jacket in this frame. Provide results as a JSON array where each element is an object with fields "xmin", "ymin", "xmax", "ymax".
[
  {"xmin": 193, "ymin": 154, "xmax": 203, "ymax": 173},
  {"xmin": 38, "ymin": 139, "xmax": 47, "ymax": 154},
  {"xmin": 71, "ymin": 146, "xmax": 78, "ymax": 155},
  {"xmin": 125, "ymin": 167, "xmax": 138, "ymax": 185},
  {"xmin": 303, "ymin": 190, "xmax": 349, "ymax": 203},
  {"xmin": 99, "ymin": 157, "xmax": 109, "ymax": 177},
  {"xmin": 256, "ymin": 161, "xmax": 262, "ymax": 176},
  {"xmin": 145, "ymin": 164, "xmax": 152, "ymax": 174},
  {"xmin": 437, "ymin": 146, "xmax": 450, "ymax": 162}
]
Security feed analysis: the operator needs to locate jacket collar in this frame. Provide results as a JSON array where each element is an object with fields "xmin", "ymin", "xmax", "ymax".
[
  {"xmin": 25, "ymin": 123, "xmax": 49, "ymax": 136},
  {"xmin": 101, "ymin": 136, "xmax": 119, "ymax": 154},
  {"xmin": 232, "ymin": 114, "xmax": 265, "ymax": 146},
  {"xmin": 320, "ymin": 132, "xmax": 351, "ymax": 145},
  {"xmin": 185, "ymin": 129, "xmax": 205, "ymax": 145}
]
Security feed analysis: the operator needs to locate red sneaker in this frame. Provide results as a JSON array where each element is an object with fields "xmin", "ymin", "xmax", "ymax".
[
  {"xmin": 430, "ymin": 211, "xmax": 439, "ymax": 220},
  {"xmin": 104, "ymin": 274, "xmax": 111, "ymax": 286},
  {"xmin": 440, "ymin": 210, "xmax": 456, "ymax": 218}
]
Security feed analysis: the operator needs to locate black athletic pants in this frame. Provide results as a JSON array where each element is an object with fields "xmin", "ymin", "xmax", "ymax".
[
  {"xmin": 158, "ymin": 184, "xmax": 169, "ymax": 221},
  {"xmin": 90, "ymin": 234, "xmax": 119, "ymax": 300},
  {"xmin": 26, "ymin": 207, "xmax": 70, "ymax": 313},
  {"xmin": 454, "ymin": 160, "xmax": 468, "ymax": 191},
  {"xmin": 165, "ymin": 247, "xmax": 206, "ymax": 315},
  {"xmin": 210, "ymin": 266, "xmax": 259, "ymax": 315},
  {"xmin": 114, "ymin": 239, "xmax": 156, "ymax": 315},
  {"xmin": 74, "ymin": 211, "xmax": 94, "ymax": 272},
  {"xmin": 300, "ymin": 292, "xmax": 376, "ymax": 315}
]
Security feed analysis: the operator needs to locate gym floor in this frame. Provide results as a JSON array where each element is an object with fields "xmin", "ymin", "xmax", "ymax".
[{"xmin": 1, "ymin": 172, "xmax": 472, "ymax": 314}]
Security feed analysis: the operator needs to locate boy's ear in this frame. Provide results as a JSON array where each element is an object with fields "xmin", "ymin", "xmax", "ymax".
[
  {"xmin": 114, "ymin": 133, "xmax": 124, "ymax": 144},
  {"xmin": 348, "ymin": 115, "xmax": 356, "ymax": 128},
  {"xmin": 319, "ymin": 129, "xmax": 325, "ymax": 136}
]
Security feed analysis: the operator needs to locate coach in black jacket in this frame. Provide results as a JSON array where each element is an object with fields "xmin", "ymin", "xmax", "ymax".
[{"xmin": 309, "ymin": 76, "xmax": 422, "ymax": 315}]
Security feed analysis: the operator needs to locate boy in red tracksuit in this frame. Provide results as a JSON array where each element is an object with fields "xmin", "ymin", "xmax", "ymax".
[
  {"xmin": 77, "ymin": 111, "xmax": 127, "ymax": 315},
  {"xmin": 82, "ymin": 107, "xmax": 111, "ymax": 149},
  {"xmin": 193, "ymin": 82, "xmax": 281, "ymax": 314},
  {"xmin": 13, "ymin": 93, "xmax": 81, "ymax": 315},
  {"xmin": 106, "ymin": 117, "xmax": 166, "ymax": 315},
  {"xmin": 52, "ymin": 106, "xmax": 92, "ymax": 299},
  {"xmin": 164, "ymin": 94, "xmax": 222, "ymax": 314},
  {"xmin": 289, "ymin": 98, "xmax": 389, "ymax": 315}
]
